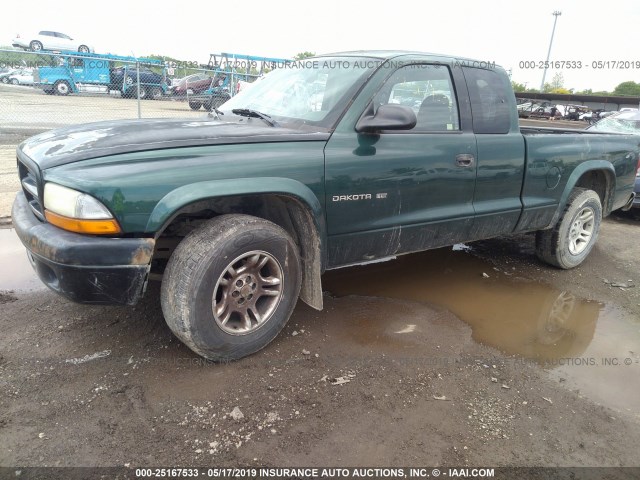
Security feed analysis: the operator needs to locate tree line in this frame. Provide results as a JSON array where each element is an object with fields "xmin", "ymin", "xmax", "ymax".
[{"xmin": 511, "ymin": 72, "xmax": 640, "ymax": 96}]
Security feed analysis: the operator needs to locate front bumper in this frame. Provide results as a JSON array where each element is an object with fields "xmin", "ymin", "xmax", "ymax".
[{"xmin": 12, "ymin": 192, "xmax": 155, "ymax": 305}]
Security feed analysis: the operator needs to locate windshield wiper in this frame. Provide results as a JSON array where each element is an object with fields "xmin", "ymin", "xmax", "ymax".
[{"xmin": 231, "ymin": 108, "xmax": 279, "ymax": 127}]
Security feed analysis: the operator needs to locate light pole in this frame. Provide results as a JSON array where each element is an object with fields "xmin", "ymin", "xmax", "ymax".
[{"xmin": 540, "ymin": 11, "xmax": 562, "ymax": 92}]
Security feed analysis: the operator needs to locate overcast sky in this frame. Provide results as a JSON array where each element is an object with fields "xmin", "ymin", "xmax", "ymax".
[{"xmin": 4, "ymin": 0, "xmax": 639, "ymax": 92}]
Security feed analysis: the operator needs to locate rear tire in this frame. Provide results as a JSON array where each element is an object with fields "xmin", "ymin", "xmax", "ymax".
[
  {"xmin": 10, "ymin": 78, "xmax": 18, "ymax": 85},
  {"xmin": 126, "ymin": 85, "xmax": 146, "ymax": 99},
  {"xmin": 78, "ymin": 45, "xmax": 90, "ymax": 53},
  {"xmin": 161, "ymin": 215, "xmax": 301, "ymax": 361},
  {"xmin": 189, "ymin": 101, "xmax": 203, "ymax": 110},
  {"xmin": 203, "ymin": 94, "xmax": 229, "ymax": 111},
  {"xmin": 535, "ymin": 188, "xmax": 602, "ymax": 269},
  {"xmin": 30, "ymin": 40, "xmax": 43, "ymax": 52},
  {"xmin": 149, "ymin": 86, "xmax": 163, "ymax": 100}
]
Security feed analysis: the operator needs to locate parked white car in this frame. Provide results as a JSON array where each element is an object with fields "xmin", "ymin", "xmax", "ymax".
[
  {"xmin": 11, "ymin": 31, "xmax": 94, "ymax": 53},
  {"xmin": 7, "ymin": 69, "xmax": 35, "ymax": 85},
  {"xmin": 0, "ymin": 68, "xmax": 20, "ymax": 84}
]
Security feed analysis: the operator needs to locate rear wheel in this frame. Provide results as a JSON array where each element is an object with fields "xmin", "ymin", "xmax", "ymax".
[
  {"xmin": 78, "ymin": 45, "xmax": 90, "ymax": 53},
  {"xmin": 30, "ymin": 40, "xmax": 43, "ymax": 52},
  {"xmin": 161, "ymin": 215, "xmax": 301, "ymax": 361},
  {"xmin": 149, "ymin": 86, "xmax": 163, "ymax": 100},
  {"xmin": 126, "ymin": 85, "xmax": 146, "ymax": 99},
  {"xmin": 54, "ymin": 80, "xmax": 71, "ymax": 96},
  {"xmin": 203, "ymin": 95, "xmax": 229, "ymax": 111},
  {"xmin": 189, "ymin": 101, "xmax": 203, "ymax": 110},
  {"xmin": 535, "ymin": 188, "xmax": 602, "ymax": 269},
  {"xmin": 10, "ymin": 78, "xmax": 18, "ymax": 85}
]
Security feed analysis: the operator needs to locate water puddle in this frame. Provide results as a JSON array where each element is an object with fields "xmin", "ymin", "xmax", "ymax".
[
  {"xmin": 0, "ymin": 227, "xmax": 46, "ymax": 292},
  {"xmin": 323, "ymin": 247, "xmax": 640, "ymax": 416}
]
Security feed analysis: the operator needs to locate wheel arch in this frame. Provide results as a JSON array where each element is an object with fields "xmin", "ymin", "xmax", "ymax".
[
  {"xmin": 54, "ymin": 79, "xmax": 76, "ymax": 94},
  {"xmin": 549, "ymin": 161, "xmax": 615, "ymax": 227},
  {"xmin": 148, "ymin": 178, "xmax": 326, "ymax": 310}
]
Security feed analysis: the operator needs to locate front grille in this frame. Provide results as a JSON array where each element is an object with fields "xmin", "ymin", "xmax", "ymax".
[{"xmin": 18, "ymin": 158, "xmax": 45, "ymax": 221}]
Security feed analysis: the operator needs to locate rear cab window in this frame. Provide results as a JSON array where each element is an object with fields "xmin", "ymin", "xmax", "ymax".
[{"xmin": 462, "ymin": 67, "xmax": 511, "ymax": 134}]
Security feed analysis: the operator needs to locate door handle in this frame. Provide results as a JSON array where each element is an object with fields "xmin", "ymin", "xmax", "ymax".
[{"xmin": 455, "ymin": 154, "xmax": 475, "ymax": 167}]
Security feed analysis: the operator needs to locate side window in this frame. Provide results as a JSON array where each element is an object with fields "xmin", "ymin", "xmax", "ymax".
[
  {"xmin": 374, "ymin": 64, "xmax": 460, "ymax": 132},
  {"xmin": 463, "ymin": 67, "xmax": 511, "ymax": 134},
  {"xmin": 40, "ymin": 31, "xmax": 54, "ymax": 37},
  {"xmin": 56, "ymin": 33, "xmax": 72, "ymax": 40}
]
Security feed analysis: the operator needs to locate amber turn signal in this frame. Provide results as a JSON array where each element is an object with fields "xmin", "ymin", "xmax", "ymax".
[{"xmin": 45, "ymin": 210, "xmax": 122, "ymax": 235}]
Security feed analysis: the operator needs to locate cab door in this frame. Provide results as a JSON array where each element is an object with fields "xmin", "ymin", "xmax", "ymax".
[
  {"xmin": 324, "ymin": 63, "xmax": 477, "ymax": 267},
  {"xmin": 461, "ymin": 67, "xmax": 525, "ymax": 240}
]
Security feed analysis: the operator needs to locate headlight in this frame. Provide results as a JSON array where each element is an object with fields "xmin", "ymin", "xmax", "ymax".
[{"xmin": 43, "ymin": 183, "xmax": 121, "ymax": 234}]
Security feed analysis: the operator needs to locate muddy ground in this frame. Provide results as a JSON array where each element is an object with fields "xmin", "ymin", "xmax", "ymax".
[{"xmin": 1, "ymin": 212, "xmax": 639, "ymax": 472}]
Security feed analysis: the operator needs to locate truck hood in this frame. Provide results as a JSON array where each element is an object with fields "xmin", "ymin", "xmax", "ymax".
[{"xmin": 19, "ymin": 118, "xmax": 330, "ymax": 170}]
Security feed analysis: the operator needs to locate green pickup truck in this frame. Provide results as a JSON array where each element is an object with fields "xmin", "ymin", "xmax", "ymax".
[{"xmin": 13, "ymin": 51, "xmax": 639, "ymax": 361}]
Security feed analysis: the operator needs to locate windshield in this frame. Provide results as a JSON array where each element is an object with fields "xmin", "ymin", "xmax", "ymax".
[
  {"xmin": 221, "ymin": 57, "xmax": 379, "ymax": 129},
  {"xmin": 589, "ymin": 111, "xmax": 640, "ymax": 134}
]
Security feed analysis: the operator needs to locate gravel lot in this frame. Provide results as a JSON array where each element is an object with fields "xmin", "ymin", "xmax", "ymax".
[{"xmin": 1, "ymin": 84, "xmax": 639, "ymax": 474}]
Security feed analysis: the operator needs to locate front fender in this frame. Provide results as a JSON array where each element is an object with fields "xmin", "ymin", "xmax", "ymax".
[{"xmin": 146, "ymin": 176, "xmax": 325, "ymax": 238}]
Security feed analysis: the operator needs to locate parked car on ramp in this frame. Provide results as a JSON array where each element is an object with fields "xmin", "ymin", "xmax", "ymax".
[
  {"xmin": 171, "ymin": 73, "xmax": 221, "ymax": 96},
  {"xmin": 12, "ymin": 31, "xmax": 94, "ymax": 53},
  {"xmin": 109, "ymin": 66, "xmax": 167, "ymax": 99}
]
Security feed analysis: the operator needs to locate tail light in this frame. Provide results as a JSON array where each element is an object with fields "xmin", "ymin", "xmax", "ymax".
[{"xmin": 636, "ymin": 153, "xmax": 640, "ymax": 176}]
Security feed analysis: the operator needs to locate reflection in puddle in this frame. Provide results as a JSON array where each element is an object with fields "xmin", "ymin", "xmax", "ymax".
[
  {"xmin": 324, "ymin": 248, "xmax": 600, "ymax": 363},
  {"xmin": 323, "ymin": 247, "xmax": 640, "ymax": 415},
  {"xmin": 0, "ymin": 228, "xmax": 45, "ymax": 292}
]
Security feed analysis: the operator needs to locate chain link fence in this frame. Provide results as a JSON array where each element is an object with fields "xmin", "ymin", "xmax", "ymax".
[
  {"xmin": 0, "ymin": 49, "xmax": 272, "ymax": 131},
  {"xmin": 0, "ymin": 48, "xmax": 285, "ymax": 218}
]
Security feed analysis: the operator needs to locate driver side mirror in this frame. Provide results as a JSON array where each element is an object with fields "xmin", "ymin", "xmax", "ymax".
[{"xmin": 356, "ymin": 104, "xmax": 417, "ymax": 133}]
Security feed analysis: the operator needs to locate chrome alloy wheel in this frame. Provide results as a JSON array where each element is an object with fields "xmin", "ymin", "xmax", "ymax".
[
  {"xmin": 212, "ymin": 250, "xmax": 284, "ymax": 335},
  {"xmin": 568, "ymin": 207, "xmax": 595, "ymax": 255}
]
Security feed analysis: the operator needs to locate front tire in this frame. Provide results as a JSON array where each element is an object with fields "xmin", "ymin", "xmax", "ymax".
[
  {"xmin": 161, "ymin": 215, "xmax": 301, "ymax": 361},
  {"xmin": 189, "ymin": 100, "xmax": 202, "ymax": 110},
  {"xmin": 54, "ymin": 80, "xmax": 71, "ymax": 95},
  {"xmin": 535, "ymin": 188, "xmax": 602, "ymax": 269},
  {"xmin": 78, "ymin": 45, "xmax": 90, "ymax": 53},
  {"xmin": 10, "ymin": 78, "xmax": 18, "ymax": 85}
]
